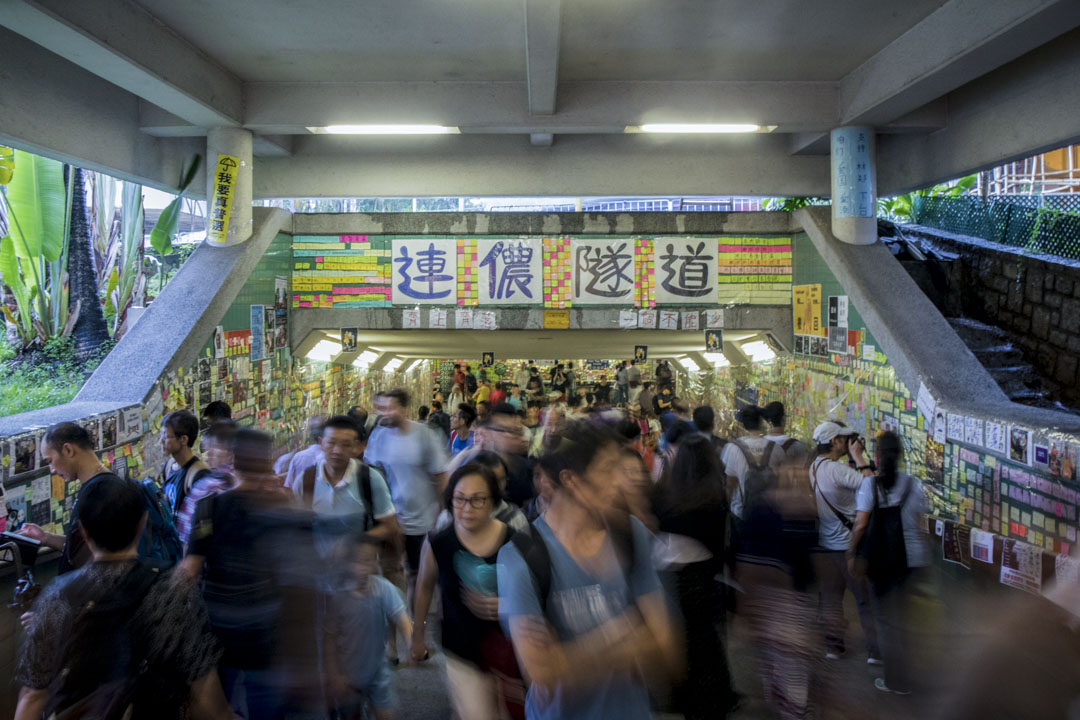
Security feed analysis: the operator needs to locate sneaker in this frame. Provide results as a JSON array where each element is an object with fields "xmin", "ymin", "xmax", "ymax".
[
  {"xmin": 874, "ymin": 678, "xmax": 911, "ymax": 695},
  {"xmin": 867, "ymin": 656, "xmax": 885, "ymax": 666},
  {"xmin": 825, "ymin": 651, "xmax": 844, "ymax": 660}
]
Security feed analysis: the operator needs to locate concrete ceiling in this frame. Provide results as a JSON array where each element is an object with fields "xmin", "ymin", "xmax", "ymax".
[
  {"xmin": 303, "ymin": 328, "xmax": 759, "ymax": 364},
  {"xmin": 2, "ymin": 0, "xmax": 1080, "ymax": 197}
]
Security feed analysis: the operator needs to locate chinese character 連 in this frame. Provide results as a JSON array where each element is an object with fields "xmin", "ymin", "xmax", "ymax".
[
  {"xmin": 394, "ymin": 243, "xmax": 453, "ymax": 299},
  {"xmin": 575, "ymin": 243, "xmax": 633, "ymax": 298},
  {"xmin": 479, "ymin": 241, "xmax": 534, "ymax": 300},
  {"xmin": 659, "ymin": 242, "xmax": 713, "ymax": 297}
]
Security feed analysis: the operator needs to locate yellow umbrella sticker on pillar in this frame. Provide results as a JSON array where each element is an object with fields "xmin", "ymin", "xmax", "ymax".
[{"xmin": 208, "ymin": 154, "xmax": 239, "ymax": 245}]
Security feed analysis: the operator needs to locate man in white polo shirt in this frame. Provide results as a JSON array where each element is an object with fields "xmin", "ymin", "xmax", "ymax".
[{"xmin": 809, "ymin": 420, "xmax": 880, "ymax": 664}]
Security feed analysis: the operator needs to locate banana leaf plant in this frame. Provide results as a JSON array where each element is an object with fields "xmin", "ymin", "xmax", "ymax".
[
  {"xmin": 0, "ymin": 150, "xmax": 76, "ymax": 348},
  {"xmin": 149, "ymin": 155, "xmax": 201, "ymax": 293},
  {"xmin": 103, "ymin": 182, "xmax": 148, "ymax": 338}
]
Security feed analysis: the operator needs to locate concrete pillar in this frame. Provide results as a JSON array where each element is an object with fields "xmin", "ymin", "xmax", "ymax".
[
  {"xmin": 830, "ymin": 126, "xmax": 877, "ymax": 245},
  {"xmin": 206, "ymin": 127, "xmax": 253, "ymax": 246}
]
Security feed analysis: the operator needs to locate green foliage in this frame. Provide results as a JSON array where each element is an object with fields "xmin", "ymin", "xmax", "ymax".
[
  {"xmin": 878, "ymin": 174, "xmax": 977, "ymax": 223},
  {"xmin": 0, "ymin": 150, "xmax": 74, "ymax": 347},
  {"xmin": 762, "ymin": 197, "xmax": 830, "ymax": 211},
  {"xmin": 104, "ymin": 181, "xmax": 147, "ymax": 337},
  {"xmin": 0, "ymin": 335, "xmax": 113, "ymax": 418},
  {"xmin": 149, "ymin": 155, "xmax": 201, "ymax": 257}
]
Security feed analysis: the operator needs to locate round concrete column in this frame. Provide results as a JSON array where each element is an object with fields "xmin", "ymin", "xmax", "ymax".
[
  {"xmin": 206, "ymin": 127, "xmax": 253, "ymax": 246},
  {"xmin": 830, "ymin": 126, "xmax": 877, "ymax": 245}
]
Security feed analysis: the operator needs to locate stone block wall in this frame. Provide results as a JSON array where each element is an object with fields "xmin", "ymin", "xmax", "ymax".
[{"xmin": 909, "ymin": 225, "xmax": 1080, "ymax": 406}]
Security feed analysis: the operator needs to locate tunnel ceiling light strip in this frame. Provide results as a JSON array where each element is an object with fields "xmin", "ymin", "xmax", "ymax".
[
  {"xmin": 702, "ymin": 352, "xmax": 729, "ymax": 367},
  {"xmin": 383, "ymin": 357, "xmax": 403, "ymax": 372},
  {"xmin": 353, "ymin": 350, "xmax": 379, "ymax": 368},
  {"xmin": 678, "ymin": 355, "xmax": 700, "ymax": 372},
  {"xmin": 306, "ymin": 340, "xmax": 341, "ymax": 362},
  {"xmin": 631, "ymin": 123, "xmax": 761, "ymax": 134},
  {"xmin": 740, "ymin": 340, "xmax": 776, "ymax": 362},
  {"xmin": 308, "ymin": 125, "xmax": 460, "ymax": 135}
]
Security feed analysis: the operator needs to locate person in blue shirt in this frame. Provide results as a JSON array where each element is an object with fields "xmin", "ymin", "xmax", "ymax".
[
  {"xmin": 497, "ymin": 421, "xmax": 678, "ymax": 720},
  {"xmin": 448, "ymin": 404, "xmax": 477, "ymax": 457},
  {"xmin": 322, "ymin": 534, "xmax": 413, "ymax": 720}
]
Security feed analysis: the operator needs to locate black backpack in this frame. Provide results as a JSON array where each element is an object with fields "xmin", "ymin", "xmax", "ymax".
[
  {"xmin": 45, "ymin": 562, "xmax": 170, "ymax": 719},
  {"xmin": 510, "ymin": 518, "xmax": 635, "ymax": 614},
  {"xmin": 856, "ymin": 477, "xmax": 913, "ymax": 589},
  {"xmin": 734, "ymin": 440, "xmax": 779, "ymax": 513}
]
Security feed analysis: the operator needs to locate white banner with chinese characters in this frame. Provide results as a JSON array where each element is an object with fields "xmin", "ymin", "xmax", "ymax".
[
  {"xmin": 477, "ymin": 238, "xmax": 543, "ymax": 305},
  {"xmin": 391, "ymin": 239, "xmax": 458, "ymax": 305},
  {"xmin": 653, "ymin": 237, "xmax": 718, "ymax": 305},
  {"xmin": 569, "ymin": 239, "xmax": 636, "ymax": 305}
]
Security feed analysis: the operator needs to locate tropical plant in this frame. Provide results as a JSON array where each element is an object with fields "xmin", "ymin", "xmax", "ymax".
[
  {"xmin": 762, "ymin": 196, "xmax": 830, "ymax": 211},
  {"xmin": 144, "ymin": 155, "xmax": 200, "ymax": 295},
  {"xmin": 877, "ymin": 174, "xmax": 977, "ymax": 223},
  {"xmin": 67, "ymin": 167, "xmax": 110, "ymax": 358},
  {"xmin": 102, "ymin": 182, "xmax": 147, "ymax": 338},
  {"xmin": 0, "ymin": 149, "xmax": 77, "ymax": 348}
]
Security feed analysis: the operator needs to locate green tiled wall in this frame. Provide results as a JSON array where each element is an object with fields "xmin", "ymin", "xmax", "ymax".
[{"xmin": 791, "ymin": 231, "xmax": 880, "ymax": 349}]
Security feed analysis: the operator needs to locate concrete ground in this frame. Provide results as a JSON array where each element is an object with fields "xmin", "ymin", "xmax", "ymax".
[{"xmin": 0, "ymin": 554, "xmax": 1040, "ymax": 719}]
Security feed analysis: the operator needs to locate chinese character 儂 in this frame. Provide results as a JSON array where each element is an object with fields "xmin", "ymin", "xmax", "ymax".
[{"xmin": 479, "ymin": 241, "xmax": 534, "ymax": 300}]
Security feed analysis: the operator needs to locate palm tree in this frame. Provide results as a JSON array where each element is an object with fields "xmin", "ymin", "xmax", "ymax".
[{"xmin": 67, "ymin": 167, "xmax": 109, "ymax": 358}]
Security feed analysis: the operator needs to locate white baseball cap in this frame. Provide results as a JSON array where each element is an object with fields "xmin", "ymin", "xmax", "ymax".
[{"xmin": 812, "ymin": 421, "xmax": 858, "ymax": 444}]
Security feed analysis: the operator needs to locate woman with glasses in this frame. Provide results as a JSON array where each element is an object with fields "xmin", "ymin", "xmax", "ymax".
[{"xmin": 411, "ymin": 463, "xmax": 524, "ymax": 719}]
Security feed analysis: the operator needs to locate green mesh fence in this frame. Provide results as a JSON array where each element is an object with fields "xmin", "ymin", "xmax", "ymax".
[{"xmin": 912, "ymin": 195, "xmax": 1080, "ymax": 260}]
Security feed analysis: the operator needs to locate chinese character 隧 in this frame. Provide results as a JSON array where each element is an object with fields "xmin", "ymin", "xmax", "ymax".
[
  {"xmin": 575, "ymin": 243, "xmax": 633, "ymax": 298},
  {"xmin": 394, "ymin": 243, "xmax": 453, "ymax": 300},
  {"xmin": 659, "ymin": 242, "xmax": 713, "ymax": 297},
  {"xmin": 479, "ymin": 241, "xmax": 534, "ymax": 299}
]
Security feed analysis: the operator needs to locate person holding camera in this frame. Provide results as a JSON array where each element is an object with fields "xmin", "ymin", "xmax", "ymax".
[{"xmin": 808, "ymin": 421, "xmax": 881, "ymax": 665}]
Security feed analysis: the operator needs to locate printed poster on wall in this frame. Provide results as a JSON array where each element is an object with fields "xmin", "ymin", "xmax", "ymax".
[
  {"xmin": 273, "ymin": 276, "xmax": 288, "ymax": 349},
  {"xmin": 391, "ymin": 238, "xmax": 457, "ymax": 304},
  {"xmin": 654, "ymin": 237, "xmax": 718, "ymax": 305},
  {"xmin": 792, "ymin": 285, "xmax": 811, "ymax": 335},
  {"xmin": 570, "ymin": 238, "xmax": 635, "ymax": 305},
  {"xmin": 477, "ymin": 239, "xmax": 542, "ymax": 305},
  {"xmin": 808, "ymin": 284, "xmax": 823, "ymax": 336},
  {"xmin": 250, "ymin": 305, "xmax": 264, "ymax": 361},
  {"xmin": 1000, "ymin": 538, "xmax": 1042, "ymax": 594}
]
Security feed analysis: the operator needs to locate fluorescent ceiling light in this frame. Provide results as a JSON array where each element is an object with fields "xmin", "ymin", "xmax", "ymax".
[
  {"xmin": 633, "ymin": 123, "xmax": 760, "ymax": 134},
  {"xmin": 383, "ymin": 357, "xmax": 403, "ymax": 372},
  {"xmin": 309, "ymin": 125, "xmax": 459, "ymax": 135},
  {"xmin": 353, "ymin": 350, "xmax": 379, "ymax": 368},
  {"xmin": 306, "ymin": 340, "xmax": 341, "ymax": 363},
  {"xmin": 702, "ymin": 352, "xmax": 729, "ymax": 367},
  {"xmin": 678, "ymin": 356, "xmax": 700, "ymax": 372},
  {"xmin": 740, "ymin": 341, "xmax": 776, "ymax": 362}
]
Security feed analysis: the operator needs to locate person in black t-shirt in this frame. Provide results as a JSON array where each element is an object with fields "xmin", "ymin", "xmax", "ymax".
[
  {"xmin": 160, "ymin": 410, "xmax": 210, "ymax": 517},
  {"xmin": 21, "ymin": 422, "xmax": 121, "ymax": 575}
]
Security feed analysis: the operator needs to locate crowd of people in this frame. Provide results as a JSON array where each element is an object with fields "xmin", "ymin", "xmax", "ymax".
[{"xmin": 13, "ymin": 359, "xmax": 944, "ymax": 720}]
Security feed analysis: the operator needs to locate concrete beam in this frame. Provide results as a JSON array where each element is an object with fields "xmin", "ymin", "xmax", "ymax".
[
  {"xmin": 0, "ymin": 0, "xmax": 242, "ymax": 127},
  {"xmin": 796, "ymin": 206, "xmax": 1006, "ymax": 407},
  {"xmin": 289, "ymin": 210, "xmax": 799, "ymax": 237},
  {"xmin": 76, "ymin": 208, "xmax": 291, "ymax": 404},
  {"xmin": 840, "ymin": 0, "xmax": 1080, "ymax": 127},
  {"xmin": 257, "ymin": 134, "xmax": 831, "ymax": 198},
  {"xmin": 877, "ymin": 27, "xmax": 1080, "ymax": 195},
  {"xmin": 524, "ymin": 0, "xmax": 561, "ymax": 116},
  {"xmin": 0, "ymin": 27, "xmax": 205, "ymax": 194},
  {"xmin": 722, "ymin": 340, "xmax": 750, "ymax": 366},
  {"xmin": 243, "ymin": 81, "xmax": 838, "ymax": 134}
]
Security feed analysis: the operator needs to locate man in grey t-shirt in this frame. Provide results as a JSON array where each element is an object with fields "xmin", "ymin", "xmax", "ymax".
[{"xmin": 364, "ymin": 389, "xmax": 448, "ymax": 621}]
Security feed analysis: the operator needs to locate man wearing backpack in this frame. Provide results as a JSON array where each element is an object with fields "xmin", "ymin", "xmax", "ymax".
[
  {"xmin": 848, "ymin": 431, "xmax": 929, "ymax": 695},
  {"xmin": 21, "ymin": 422, "xmax": 122, "ymax": 575},
  {"xmin": 160, "ymin": 410, "xmax": 210, "ymax": 519},
  {"xmin": 808, "ymin": 421, "xmax": 881, "ymax": 664},
  {"xmin": 15, "ymin": 476, "xmax": 232, "ymax": 720},
  {"xmin": 297, "ymin": 416, "xmax": 398, "ymax": 557}
]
